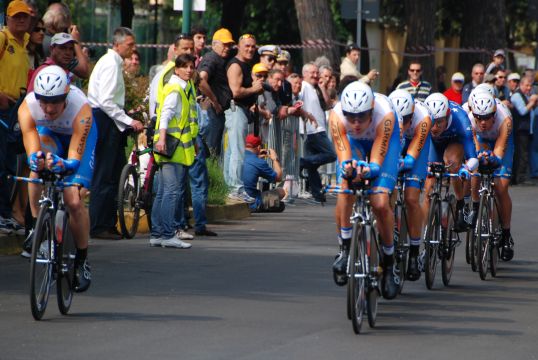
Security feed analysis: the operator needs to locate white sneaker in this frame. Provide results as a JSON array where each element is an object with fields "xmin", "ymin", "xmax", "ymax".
[
  {"xmin": 176, "ymin": 230, "xmax": 194, "ymax": 240},
  {"xmin": 149, "ymin": 237, "xmax": 162, "ymax": 247},
  {"xmin": 161, "ymin": 237, "xmax": 192, "ymax": 249},
  {"xmin": 228, "ymin": 191, "xmax": 256, "ymax": 204}
]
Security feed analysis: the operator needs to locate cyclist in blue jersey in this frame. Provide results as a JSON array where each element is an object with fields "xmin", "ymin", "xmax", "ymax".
[
  {"xmin": 423, "ymin": 93, "xmax": 478, "ymax": 232},
  {"xmin": 468, "ymin": 90, "xmax": 515, "ymax": 261},
  {"xmin": 389, "ymin": 89, "xmax": 432, "ymax": 281},
  {"xmin": 329, "ymin": 81, "xmax": 401, "ymax": 300}
]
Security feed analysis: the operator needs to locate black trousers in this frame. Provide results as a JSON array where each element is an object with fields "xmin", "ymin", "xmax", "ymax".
[
  {"xmin": 513, "ymin": 131, "xmax": 531, "ymax": 184},
  {"xmin": 89, "ymin": 108, "xmax": 127, "ymax": 235}
]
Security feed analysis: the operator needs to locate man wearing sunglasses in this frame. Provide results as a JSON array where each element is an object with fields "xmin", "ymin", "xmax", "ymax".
[
  {"xmin": 258, "ymin": 45, "xmax": 279, "ymax": 71},
  {"xmin": 389, "ymin": 89, "xmax": 432, "ymax": 281},
  {"xmin": 396, "ymin": 61, "xmax": 432, "ymax": 102},
  {"xmin": 423, "ymin": 93, "xmax": 478, "ymax": 232},
  {"xmin": 329, "ymin": 81, "xmax": 401, "ymax": 300},
  {"xmin": 467, "ymin": 90, "xmax": 514, "ymax": 261}
]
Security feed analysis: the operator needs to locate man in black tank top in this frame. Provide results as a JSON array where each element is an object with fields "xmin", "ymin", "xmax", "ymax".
[{"xmin": 224, "ymin": 34, "xmax": 264, "ymax": 202}]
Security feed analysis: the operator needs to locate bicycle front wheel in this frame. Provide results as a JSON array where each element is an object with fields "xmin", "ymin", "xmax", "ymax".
[
  {"xmin": 366, "ymin": 225, "xmax": 379, "ymax": 328},
  {"xmin": 476, "ymin": 194, "xmax": 490, "ymax": 280},
  {"xmin": 56, "ymin": 213, "xmax": 76, "ymax": 315},
  {"xmin": 349, "ymin": 224, "xmax": 366, "ymax": 334},
  {"xmin": 30, "ymin": 207, "xmax": 54, "ymax": 320},
  {"xmin": 424, "ymin": 196, "xmax": 440, "ymax": 290},
  {"xmin": 441, "ymin": 195, "xmax": 457, "ymax": 286},
  {"xmin": 118, "ymin": 164, "xmax": 140, "ymax": 238},
  {"xmin": 394, "ymin": 205, "xmax": 409, "ymax": 294},
  {"xmin": 489, "ymin": 197, "xmax": 501, "ymax": 278}
]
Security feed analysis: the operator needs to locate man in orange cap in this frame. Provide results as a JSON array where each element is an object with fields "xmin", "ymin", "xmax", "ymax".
[
  {"xmin": 198, "ymin": 28, "xmax": 235, "ymax": 155},
  {"xmin": 0, "ymin": 0, "xmax": 33, "ymax": 236}
]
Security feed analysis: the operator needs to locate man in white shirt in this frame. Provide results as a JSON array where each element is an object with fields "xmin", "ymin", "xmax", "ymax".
[
  {"xmin": 87, "ymin": 27, "xmax": 143, "ymax": 239},
  {"xmin": 299, "ymin": 62, "xmax": 336, "ymax": 202}
]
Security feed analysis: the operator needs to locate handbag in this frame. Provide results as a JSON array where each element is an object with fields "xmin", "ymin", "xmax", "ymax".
[{"xmin": 153, "ymin": 133, "xmax": 180, "ymax": 158}]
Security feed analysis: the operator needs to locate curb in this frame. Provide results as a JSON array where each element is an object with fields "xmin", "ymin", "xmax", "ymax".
[{"xmin": 0, "ymin": 202, "xmax": 250, "ymax": 255}]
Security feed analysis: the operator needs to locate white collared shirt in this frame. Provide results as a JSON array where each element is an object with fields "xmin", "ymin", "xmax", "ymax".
[
  {"xmin": 159, "ymin": 75, "xmax": 187, "ymax": 130},
  {"xmin": 88, "ymin": 48, "xmax": 133, "ymax": 131},
  {"xmin": 299, "ymin": 80, "xmax": 326, "ymax": 135}
]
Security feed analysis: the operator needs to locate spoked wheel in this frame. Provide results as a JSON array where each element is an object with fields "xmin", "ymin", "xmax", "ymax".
[
  {"xmin": 56, "ymin": 213, "xmax": 76, "ymax": 315},
  {"xmin": 394, "ymin": 208, "xmax": 409, "ymax": 294},
  {"xmin": 441, "ymin": 196, "xmax": 457, "ymax": 286},
  {"xmin": 424, "ymin": 197, "xmax": 440, "ymax": 290},
  {"xmin": 349, "ymin": 226, "xmax": 366, "ymax": 334},
  {"xmin": 30, "ymin": 207, "xmax": 54, "ymax": 320},
  {"xmin": 489, "ymin": 199, "xmax": 501, "ymax": 278},
  {"xmin": 366, "ymin": 225, "xmax": 379, "ymax": 328},
  {"xmin": 476, "ymin": 195, "xmax": 490, "ymax": 280},
  {"xmin": 118, "ymin": 164, "xmax": 140, "ymax": 239}
]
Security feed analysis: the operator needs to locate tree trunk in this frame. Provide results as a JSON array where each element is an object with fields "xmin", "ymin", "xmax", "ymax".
[
  {"xmin": 459, "ymin": 0, "xmax": 506, "ymax": 77},
  {"xmin": 221, "ymin": 0, "xmax": 248, "ymax": 40},
  {"xmin": 402, "ymin": 0, "xmax": 436, "ymax": 88},
  {"xmin": 293, "ymin": 0, "xmax": 339, "ymax": 68},
  {"xmin": 120, "ymin": 0, "xmax": 134, "ymax": 28}
]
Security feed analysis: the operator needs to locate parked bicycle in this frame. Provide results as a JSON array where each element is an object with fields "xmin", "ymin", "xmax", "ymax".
[
  {"xmin": 422, "ymin": 163, "xmax": 462, "ymax": 289},
  {"xmin": 325, "ymin": 181, "xmax": 382, "ymax": 334},
  {"xmin": 12, "ymin": 172, "xmax": 78, "ymax": 320},
  {"xmin": 117, "ymin": 128, "xmax": 158, "ymax": 238}
]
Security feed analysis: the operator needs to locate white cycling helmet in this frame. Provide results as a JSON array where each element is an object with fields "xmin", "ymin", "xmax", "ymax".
[
  {"xmin": 34, "ymin": 65, "xmax": 70, "ymax": 101},
  {"xmin": 424, "ymin": 93, "xmax": 450, "ymax": 120},
  {"xmin": 341, "ymin": 81, "xmax": 374, "ymax": 114},
  {"xmin": 473, "ymin": 83, "xmax": 495, "ymax": 97},
  {"xmin": 469, "ymin": 90, "xmax": 496, "ymax": 117},
  {"xmin": 389, "ymin": 89, "xmax": 414, "ymax": 119}
]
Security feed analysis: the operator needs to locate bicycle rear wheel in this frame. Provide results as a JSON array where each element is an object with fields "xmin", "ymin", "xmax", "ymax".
[
  {"xmin": 476, "ymin": 195, "xmax": 490, "ymax": 280},
  {"xmin": 441, "ymin": 196, "xmax": 457, "ymax": 286},
  {"xmin": 424, "ymin": 196, "xmax": 440, "ymax": 290},
  {"xmin": 56, "ymin": 213, "xmax": 76, "ymax": 315},
  {"xmin": 30, "ymin": 207, "xmax": 54, "ymax": 320},
  {"xmin": 118, "ymin": 164, "xmax": 140, "ymax": 238},
  {"xmin": 489, "ymin": 197, "xmax": 501, "ymax": 278},
  {"xmin": 366, "ymin": 225, "xmax": 379, "ymax": 328},
  {"xmin": 349, "ymin": 225, "xmax": 366, "ymax": 334},
  {"xmin": 394, "ymin": 205, "xmax": 409, "ymax": 294}
]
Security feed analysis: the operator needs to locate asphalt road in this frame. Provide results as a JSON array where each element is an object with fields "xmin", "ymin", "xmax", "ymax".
[{"xmin": 1, "ymin": 186, "xmax": 537, "ymax": 360}]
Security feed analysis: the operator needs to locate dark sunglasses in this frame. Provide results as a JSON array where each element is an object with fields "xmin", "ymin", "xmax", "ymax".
[
  {"xmin": 33, "ymin": 27, "xmax": 45, "ymax": 33},
  {"xmin": 239, "ymin": 33, "xmax": 256, "ymax": 41},
  {"xmin": 255, "ymin": 73, "xmax": 268, "ymax": 79},
  {"xmin": 263, "ymin": 55, "xmax": 277, "ymax": 62},
  {"xmin": 473, "ymin": 113, "xmax": 495, "ymax": 121},
  {"xmin": 343, "ymin": 109, "xmax": 372, "ymax": 123},
  {"xmin": 409, "ymin": 69, "xmax": 422, "ymax": 73}
]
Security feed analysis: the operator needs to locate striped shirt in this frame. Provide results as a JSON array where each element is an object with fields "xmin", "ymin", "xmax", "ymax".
[{"xmin": 396, "ymin": 80, "xmax": 432, "ymax": 102}]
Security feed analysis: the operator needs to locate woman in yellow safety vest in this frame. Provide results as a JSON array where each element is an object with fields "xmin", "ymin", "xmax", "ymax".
[{"xmin": 150, "ymin": 53, "xmax": 198, "ymax": 249}]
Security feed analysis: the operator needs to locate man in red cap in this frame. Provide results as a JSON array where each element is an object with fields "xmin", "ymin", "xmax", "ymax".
[{"xmin": 242, "ymin": 134, "xmax": 286, "ymax": 212}]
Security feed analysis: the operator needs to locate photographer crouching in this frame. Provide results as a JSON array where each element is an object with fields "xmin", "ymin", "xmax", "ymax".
[{"xmin": 242, "ymin": 134, "xmax": 286, "ymax": 213}]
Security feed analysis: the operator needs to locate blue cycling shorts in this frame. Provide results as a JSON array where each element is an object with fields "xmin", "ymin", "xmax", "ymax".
[
  {"xmin": 36, "ymin": 122, "xmax": 97, "ymax": 188},
  {"xmin": 336, "ymin": 128, "xmax": 401, "ymax": 193},
  {"xmin": 476, "ymin": 136, "xmax": 514, "ymax": 178},
  {"xmin": 401, "ymin": 134, "xmax": 430, "ymax": 189}
]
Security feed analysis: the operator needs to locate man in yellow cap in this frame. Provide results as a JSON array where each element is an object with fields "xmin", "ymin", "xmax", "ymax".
[
  {"xmin": 198, "ymin": 28, "xmax": 235, "ymax": 155},
  {"xmin": 0, "ymin": 0, "xmax": 33, "ymax": 235}
]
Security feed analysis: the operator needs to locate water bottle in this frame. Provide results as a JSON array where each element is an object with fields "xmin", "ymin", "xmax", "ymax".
[{"xmin": 55, "ymin": 209, "xmax": 66, "ymax": 244}]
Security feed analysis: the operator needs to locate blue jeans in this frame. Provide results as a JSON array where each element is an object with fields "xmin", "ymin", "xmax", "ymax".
[
  {"xmin": 178, "ymin": 136, "xmax": 209, "ymax": 232},
  {"xmin": 204, "ymin": 106, "xmax": 226, "ymax": 156},
  {"xmin": 301, "ymin": 131, "xmax": 336, "ymax": 199},
  {"xmin": 224, "ymin": 106, "xmax": 248, "ymax": 192},
  {"xmin": 151, "ymin": 162, "xmax": 188, "ymax": 239}
]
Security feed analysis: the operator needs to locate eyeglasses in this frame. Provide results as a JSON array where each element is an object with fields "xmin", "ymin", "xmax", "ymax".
[
  {"xmin": 175, "ymin": 33, "xmax": 193, "ymax": 42},
  {"xmin": 473, "ymin": 113, "xmax": 495, "ymax": 121},
  {"xmin": 343, "ymin": 109, "xmax": 372, "ymax": 124},
  {"xmin": 33, "ymin": 27, "xmax": 45, "ymax": 33},
  {"xmin": 239, "ymin": 34, "xmax": 256, "ymax": 41},
  {"xmin": 264, "ymin": 55, "xmax": 276, "ymax": 62},
  {"xmin": 409, "ymin": 69, "xmax": 421, "ymax": 73},
  {"xmin": 255, "ymin": 73, "xmax": 268, "ymax": 79},
  {"xmin": 496, "ymin": 75, "xmax": 506, "ymax": 79},
  {"xmin": 277, "ymin": 61, "xmax": 288, "ymax": 65}
]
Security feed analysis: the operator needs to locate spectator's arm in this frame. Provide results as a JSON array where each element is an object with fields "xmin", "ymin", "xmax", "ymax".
[
  {"xmin": 227, "ymin": 63, "xmax": 262, "ymax": 99},
  {"xmin": 198, "ymin": 70, "xmax": 222, "ymax": 113},
  {"xmin": 69, "ymin": 25, "xmax": 90, "ymax": 79},
  {"xmin": 511, "ymin": 93, "xmax": 533, "ymax": 115},
  {"xmin": 268, "ymin": 149, "xmax": 282, "ymax": 182}
]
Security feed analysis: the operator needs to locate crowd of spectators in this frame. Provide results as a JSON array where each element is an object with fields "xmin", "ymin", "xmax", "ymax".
[{"xmin": 2, "ymin": 0, "xmax": 538, "ymax": 243}]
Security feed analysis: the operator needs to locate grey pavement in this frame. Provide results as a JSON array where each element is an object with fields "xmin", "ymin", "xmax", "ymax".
[{"xmin": 0, "ymin": 187, "xmax": 537, "ymax": 360}]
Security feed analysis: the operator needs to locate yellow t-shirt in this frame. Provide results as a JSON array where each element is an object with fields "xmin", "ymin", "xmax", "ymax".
[{"xmin": 0, "ymin": 28, "xmax": 30, "ymax": 99}]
